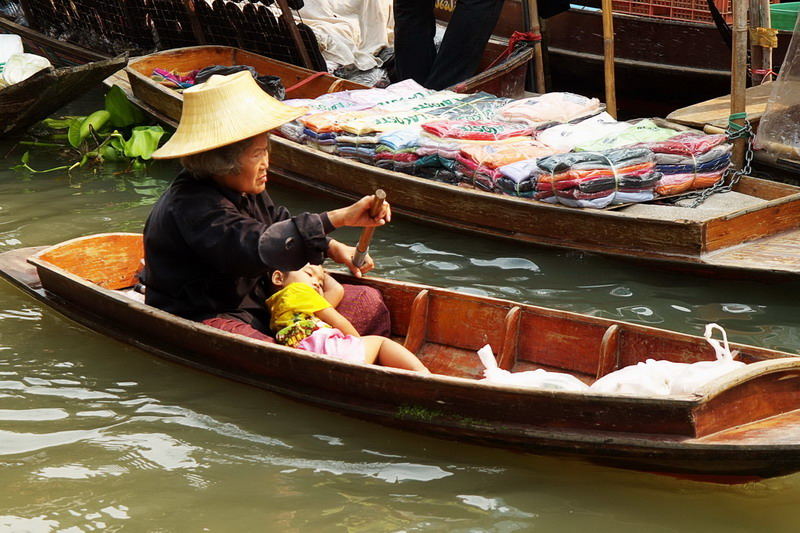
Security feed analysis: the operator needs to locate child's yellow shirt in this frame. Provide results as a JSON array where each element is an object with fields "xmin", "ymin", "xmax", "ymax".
[{"xmin": 266, "ymin": 283, "xmax": 332, "ymax": 347}]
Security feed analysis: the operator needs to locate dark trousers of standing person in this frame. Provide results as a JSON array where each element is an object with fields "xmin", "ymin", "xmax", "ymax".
[{"xmin": 393, "ymin": 0, "xmax": 505, "ymax": 90}]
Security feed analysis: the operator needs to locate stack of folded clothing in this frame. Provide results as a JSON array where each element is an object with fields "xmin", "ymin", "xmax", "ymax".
[
  {"xmin": 455, "ymin": 141, "xmax": 561, "ymax": 192},
  {"xmin": 496, "ymin": 92, "xmax": 603, "ymax": 129},
  {"xmin": 422, "ymin": 119, "xmax": 534, "ymax": 141},
  {"xmin": 377, "ymin": 90, "xmax": 471, "ymax": 114},
  {"xmin": 574, "ymin": 119, "xmax": 681, "ymax": 152},
  {"xmin": 636, "ymin": 132, "xmax": 731, "ymax": 195},
  {"xmin": 374, "ymin": 127, "xmax": 440, "ymax": 174},
  {"xmin": 496, "ymin": 159, "xmax": 542, "ymax": 198},
  {"xmin": 427, "ymin": 92, "xmax": 513, "ymax": 122},
  {"xmin": 537, "ymin": 112, "xmax": 631, "ymax": 153},
  {"xmin": 536, "ymin": 148, "xmax": 660, "ymax": 208},
  {"xmin": 297, "ymin": 110, "xmax": 375, "ymax": 153}
]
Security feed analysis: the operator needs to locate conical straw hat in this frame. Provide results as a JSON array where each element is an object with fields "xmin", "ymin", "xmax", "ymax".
[{"xmin": 152, "ymin": 71, "xmax": 307, "ymax": 159}]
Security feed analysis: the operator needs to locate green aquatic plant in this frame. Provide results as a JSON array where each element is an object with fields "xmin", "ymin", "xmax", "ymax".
[{"xmin": 11, "ymin": 85, "xmax": 169, "ymax": 175}]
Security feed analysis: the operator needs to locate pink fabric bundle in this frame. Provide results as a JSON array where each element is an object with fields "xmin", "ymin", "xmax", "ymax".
[
  {"xmin": 422, "ymin": 120, "xmax": 534, "ymax": 141},
  {"xmin": 635, "ymin": 132, "xmax": 728, "ymax": 156}
]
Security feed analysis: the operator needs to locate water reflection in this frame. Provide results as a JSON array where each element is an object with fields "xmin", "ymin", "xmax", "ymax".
[{"xmin": 3, "ymin": 95, "xmax": 800, "ymax": 530}]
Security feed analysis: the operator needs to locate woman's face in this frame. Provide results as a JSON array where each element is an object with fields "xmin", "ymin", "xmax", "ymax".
[{"xmin": 218, "ymin": 133, "xmax": 270, "ymax": 195}]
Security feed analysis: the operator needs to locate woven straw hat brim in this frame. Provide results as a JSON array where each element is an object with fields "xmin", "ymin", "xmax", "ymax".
[{"xmin": 152, "ymin": 71, "xmax": 307, "ymax": 159}]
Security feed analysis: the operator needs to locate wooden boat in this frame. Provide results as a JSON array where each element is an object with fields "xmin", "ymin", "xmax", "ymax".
[
  {"xmin": 0, "ymin": 53, "xmax": 126, "ymax": 136},
  {"xmin": 120, "ymin": 45, "xmax": 800, "ymax": 279},
  {"xmin": 4, "ymin": 232, "xmax": 800, "ymax": 481}
]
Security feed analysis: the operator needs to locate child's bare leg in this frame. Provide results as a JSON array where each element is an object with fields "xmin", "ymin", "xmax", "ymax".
[{"xmin": 361, "ymin": 336, "xmax": 431, "ymax": 373}]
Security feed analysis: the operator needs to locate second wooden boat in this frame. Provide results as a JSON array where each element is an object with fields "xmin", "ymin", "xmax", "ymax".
[
  {"xmin": 0, "ymin": 52, "xmax": 126, "ymax": 136},
  {"xmin": 121, "ymin": 45, "xmax": 800, "ymax": 280},
  {"xmin": 3, "ymin": 233, "xmax": 800, "ymax": 481}
]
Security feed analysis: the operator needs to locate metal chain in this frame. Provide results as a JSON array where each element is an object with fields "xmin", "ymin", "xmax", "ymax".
[{"xmin": 664, "ymin": 119, "xmax": 754, "ymax": 208}]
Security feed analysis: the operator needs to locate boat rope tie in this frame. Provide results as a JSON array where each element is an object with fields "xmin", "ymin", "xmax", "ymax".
[
  {"xmin": 485, "ymin": 30, "xmax": 542, "ymax": 70},
  {"xmin": 726, "ymin": 112, "xmax": 750, "ymax": 139}
]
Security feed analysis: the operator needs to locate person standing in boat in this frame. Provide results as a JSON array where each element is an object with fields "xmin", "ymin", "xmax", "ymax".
[
  {"xmin": 393, "ymin": 0, "xmax": 569, "ymax": 90},
  {"xmin": 142, "ymin": 71, "xmax": 392, "ymax": 341}
]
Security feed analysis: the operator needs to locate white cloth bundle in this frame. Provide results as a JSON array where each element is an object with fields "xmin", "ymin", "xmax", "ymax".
[
  {"xmin": 477, "ymin": 345, "xmax": 589, "ymax": 392},
  {"xmin": 590, "ymin": 323, "xmax": 745, "ymax": 396}
]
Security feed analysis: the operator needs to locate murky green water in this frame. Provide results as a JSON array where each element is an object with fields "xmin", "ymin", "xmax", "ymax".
[{"xmin": 2, "ymin": 92, "xmax": 800, "ymax": 531}]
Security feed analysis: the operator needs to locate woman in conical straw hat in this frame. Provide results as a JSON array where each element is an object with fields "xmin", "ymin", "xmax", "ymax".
[{"xmin": 142, "ymin": 72, "xmax": 392, "ymax": 340}]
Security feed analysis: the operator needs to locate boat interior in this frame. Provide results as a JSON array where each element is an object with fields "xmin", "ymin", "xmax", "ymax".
[{"xmin": 32, "ymin": 233, "xmax": 787, "ymax": 384}]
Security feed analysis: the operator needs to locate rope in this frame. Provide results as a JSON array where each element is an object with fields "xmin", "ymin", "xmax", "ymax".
[
  {"xmin": 285, "ymin": 71, "xmax": 328, "ymax": 94},
  {"xmin": 485, "ymin": 31, "xmax": 542, "ymax": 71}
]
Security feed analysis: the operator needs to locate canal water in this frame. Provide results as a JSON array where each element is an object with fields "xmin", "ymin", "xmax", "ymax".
[{"xmin": 2, "ymin": 91, "xmax": 800, "ymax": 531}]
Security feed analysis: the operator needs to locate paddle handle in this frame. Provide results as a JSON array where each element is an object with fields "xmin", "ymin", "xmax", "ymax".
[{"xmin": 352, "ymin": 189, "xmax": 386, "ymax": 268}]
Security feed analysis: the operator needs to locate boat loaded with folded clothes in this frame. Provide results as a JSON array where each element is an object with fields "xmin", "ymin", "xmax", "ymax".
[
  {"xmin": 115, "ymin": 45, "xmax": 800, "ymax": 279},
  {"xmin": 4, "ymin": 232, "xmax": 800, "ymax": 482}
]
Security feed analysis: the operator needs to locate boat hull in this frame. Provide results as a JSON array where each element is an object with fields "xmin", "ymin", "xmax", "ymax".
[{"xmin": 4, "ymin": 237, "xmax": 800, "ymax": 480}]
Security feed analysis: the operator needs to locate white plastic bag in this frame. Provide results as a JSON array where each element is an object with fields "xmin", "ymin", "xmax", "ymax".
[
  {"xmin": 590, "ymin": 358, "xmax": 688, "ymax": 396},
  {"xmin": 590, "ymin": 323, "xmax": 745, "ymax": 396},
  {"xmin": 0, "ymin": 34, "xmax": 23, "ymax": 64},
  {"xmin": 0, "ymin": 53, "xmax": 51, "ymax": 87},
  {"xmin": 477, "ymin": 345, "xmax": 589, "ymax": 392},
  {"xmin": 668, "ymin": 323, "xmax": 745, "ymax": 395}
]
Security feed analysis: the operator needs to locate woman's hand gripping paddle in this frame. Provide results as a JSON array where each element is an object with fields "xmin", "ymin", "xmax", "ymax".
[{"xmin": 352, "ymin": 189, "xmax": 386, "ymax": 269}]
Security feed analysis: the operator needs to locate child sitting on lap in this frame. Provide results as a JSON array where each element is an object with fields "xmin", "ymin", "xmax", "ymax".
[{"xmin": 266, "ymin": 264, "xmax": 430, "ymax": 373}]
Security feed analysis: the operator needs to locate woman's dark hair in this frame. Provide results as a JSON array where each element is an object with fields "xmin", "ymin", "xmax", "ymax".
[{"xmin": 180, "ymin": 135, "xmax": 256, "ymax": 179}]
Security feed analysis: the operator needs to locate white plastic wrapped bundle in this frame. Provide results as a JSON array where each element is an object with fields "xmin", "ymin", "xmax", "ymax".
[
  {"xmin": 476, "ymin": 345, "xmax": 590, "ymax": 392},
  {"xmin": 0, "ymin": 53, "xmax": 51, "ymax": 88},
  {"xmin": 590, "ymin": 323, "xmax": 745, "ymax": 397}
]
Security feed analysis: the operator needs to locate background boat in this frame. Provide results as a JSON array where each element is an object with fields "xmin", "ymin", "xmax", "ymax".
[
  {"xmin": 118, "ymin": 45, "xmax": 800, "ymax": 280},
  {"xmin": 0, "ymin": 53, "xmax": 126, "ymax": 136}
]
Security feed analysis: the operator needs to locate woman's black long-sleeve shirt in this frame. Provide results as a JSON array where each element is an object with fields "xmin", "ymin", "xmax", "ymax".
[{"xmin": 142, "ymin": 170, "xmax": 332, "ymax": 326}]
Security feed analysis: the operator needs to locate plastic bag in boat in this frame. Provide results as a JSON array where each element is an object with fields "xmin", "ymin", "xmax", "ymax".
[
  {"xmin": 477, "ymin": 345, "xmax": 589, "ymax": 392},
  {"xmin": 668, "ymin": 323, "xmax": 745, "ymax": 395},
  {"xmin": 0, "ymin": 52, "xmax": 50, "ymax": 88},
  {"xmin": 590, "ymin": 323, "xmax": 745, "ymax": 396},
  {"xmin": 590, "ymin": 358, "xmax": 686, "ymax": 396}
]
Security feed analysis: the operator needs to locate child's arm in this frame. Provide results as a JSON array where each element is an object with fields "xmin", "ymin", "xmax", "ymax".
[
  {"xmin": 316, "ymin": 307, "xmax": 360, "ymax": 337},
  {"xmin": 322, "ymin": 273, "xmax": 344, "ymax": 307}
]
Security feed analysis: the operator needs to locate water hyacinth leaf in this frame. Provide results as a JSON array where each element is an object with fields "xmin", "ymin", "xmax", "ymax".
[
  {"xmin": 123, "ymin": 126, "xmax": 166, "ymax": 160},
  {"xmin": 79, "ymin": 110, "xmax": 111, "ymax": 142},
  {"xmin": 67, "ymin": 118, "xmax": 84, "ymax": 148},
  {"xmin": 41, "ymin": 118, "xmax": 73, "ymax": 130},
  {"xmin": 105, "ymin": 85, "xmax": 144, "ymax": 128}
]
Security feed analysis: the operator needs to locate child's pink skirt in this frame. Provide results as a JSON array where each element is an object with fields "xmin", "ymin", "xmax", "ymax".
[{"xmin": 297, "ymin": 328, "xmax": 365, "ymax": 363}]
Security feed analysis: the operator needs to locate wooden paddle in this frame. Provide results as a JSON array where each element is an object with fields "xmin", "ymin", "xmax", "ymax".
[{"xmin": 352, "ymin": 189, "xmax": 386, "ymax": 269}]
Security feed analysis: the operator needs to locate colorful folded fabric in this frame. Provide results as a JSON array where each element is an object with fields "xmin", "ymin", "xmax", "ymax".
[
  {"xmin": 574, "ymin": 119, "xmax": 681, "ymax": 152},
  {"xmin": 459, "ymin": 140, "xmax": 560, "ymax": 169},
  {"xmin": 422, "ymin": 120, "xmax": 534, "ymax": 141},
  {"xmin": 496, "ymin": 92, "xmax": 602, "ymax": 128},
  {"xmin": 536, "ymin": 148, "xmax": 658, "ymax": 208},
  {"xmin": 151, "ymin": 68, "xmax": 198, "ymax": 89},
  {"xmin": 538, "ymin": 112, "xmax": 631, "ymax": 153},
  {"xmin": 655, "ymin": 170, "xmax": 725, "ymax": 195}
]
